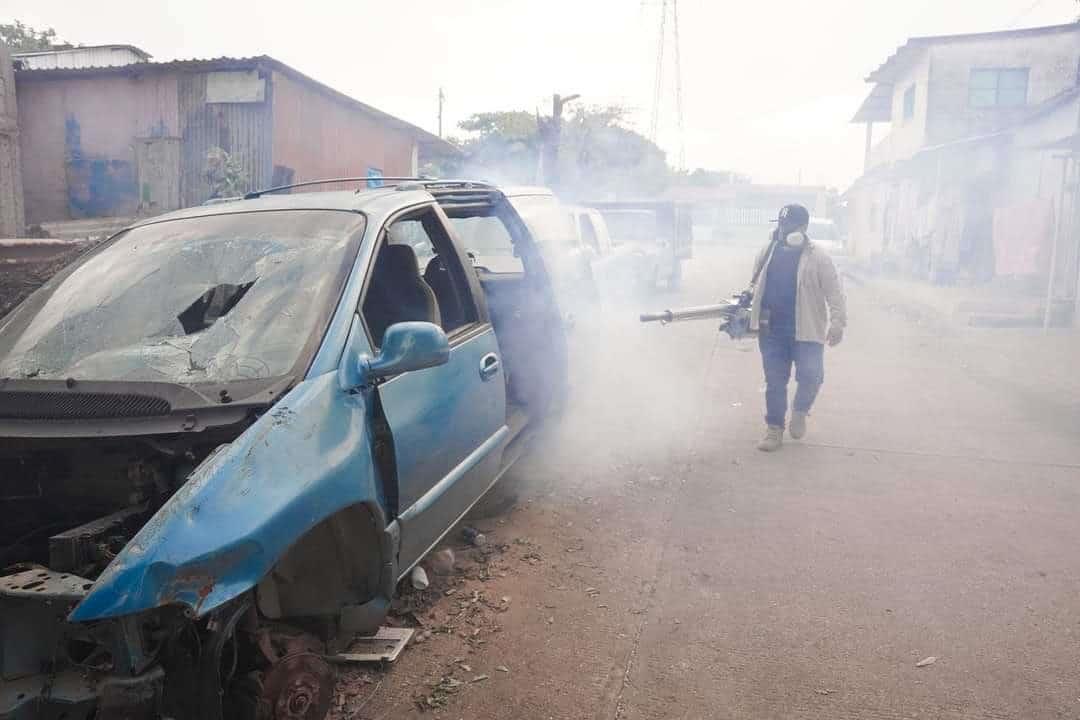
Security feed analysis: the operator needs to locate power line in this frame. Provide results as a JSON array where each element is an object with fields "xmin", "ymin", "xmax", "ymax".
[
  {"xmin": 649, "ymin": 0, "xmax": 667, "ymax": 142},
  {"xmin": 648, "ymin": 0, "xmax": 687, "ymax": 170},
  {"xmin": 672, "ymin": 0, "xmax": 685, "ymax": 170}
]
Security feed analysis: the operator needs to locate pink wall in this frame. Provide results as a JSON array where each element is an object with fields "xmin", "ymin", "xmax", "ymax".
[
  {"xmin": 270, "ymin": 71, "xmax": 415, "ymax": 186},
  {"xmin": 16, "ymin": 73, "xmax": 179, "ymax": 223}
]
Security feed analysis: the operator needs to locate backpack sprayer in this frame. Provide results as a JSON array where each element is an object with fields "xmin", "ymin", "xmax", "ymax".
[{"xmin": 639, "ymin": 289, "xmax": 757, "ymax": 339}]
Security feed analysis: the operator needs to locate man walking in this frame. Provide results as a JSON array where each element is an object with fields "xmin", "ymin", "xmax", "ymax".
[{"xmin": 750, "ymin": 204, "xmax": 847, "ymax": 452}]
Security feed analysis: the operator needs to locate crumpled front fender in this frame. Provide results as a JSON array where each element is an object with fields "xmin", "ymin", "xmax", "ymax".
[{"xmin": 69, "ymin": 372, "xmax": 381, "ymax": 622}]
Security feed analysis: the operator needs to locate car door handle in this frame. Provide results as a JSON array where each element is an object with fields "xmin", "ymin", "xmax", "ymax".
[{"xmin": 479, "ymin": 353, "xmax": 500, "ymax": 380}]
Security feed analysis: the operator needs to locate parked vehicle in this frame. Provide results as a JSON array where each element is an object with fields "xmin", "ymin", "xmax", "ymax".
[
  {"xmin": 564, "ymin": 205, "xmax": 661, "ymax": 300},
  {"xmin": 0, "ymin": 179, "xmax": 567, "ymax": 720},
  {"xmin": 479, "ymin": 188, "xmax": 596, "ymax": 312},
  {"xmin": 588, "ymin": 201, "xmax": 693, "ymax": 291}
]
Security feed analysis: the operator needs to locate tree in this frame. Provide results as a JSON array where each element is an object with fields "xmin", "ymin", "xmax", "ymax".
[
  {"xmin": 559, "ymin": 104, "xmax": 669, "ymax": 197},
  {"xmin": 455, "ymin": 110, "xmax": 542, "ymax": 184},
  {"xmin": 445, "ymin": 104, "xmax": 671, "ymax": 198},
  {"xmin": 0, "ymin": 20, "xmax": 67, "ymax": 53}
]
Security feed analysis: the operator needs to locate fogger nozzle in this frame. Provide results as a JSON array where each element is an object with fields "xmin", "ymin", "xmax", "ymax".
[
  {"xmin": 639, "ymin": 295, "xmax": 755, "ymax": 339},
  {"xmin": 639, "ymin": 302, "xmax": 736, "ymax": 324}
]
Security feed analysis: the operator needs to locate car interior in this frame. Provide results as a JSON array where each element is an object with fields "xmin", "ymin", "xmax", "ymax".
[{"xmin": 360, "ymin": 201, "xmax": 566, "ymax": 448}]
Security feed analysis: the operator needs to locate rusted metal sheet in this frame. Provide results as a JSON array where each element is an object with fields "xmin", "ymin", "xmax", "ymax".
[
  {"xmin": 16, "ymin": 73, "xmax": 179, "ymax": 224},
  {"xmin": 269, "ymin": 70, "xmax": 416, "ymax": 191},
  {"xmin": 0, "ymin": 42, "xmax": 25, "ymax": 237},
  {"xmin": 13, "ymin": 45, "xmax": 150, "ymax": 70},
  {"xmin": 178, "ymin": 71, "xmax": 271, "ymax": 207},
  {"xmin": 135, "ymin": 136, "xmax": 181, "ymax": 214}
]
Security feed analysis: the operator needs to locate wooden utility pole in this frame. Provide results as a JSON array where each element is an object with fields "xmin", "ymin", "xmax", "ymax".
[
  {"xmin": 540, "ymin": 92, "xmax": 580, "ymax": 187},
  {"xmin": 437, "ymin": 88, "xmax": 446, "ymax": 138}
]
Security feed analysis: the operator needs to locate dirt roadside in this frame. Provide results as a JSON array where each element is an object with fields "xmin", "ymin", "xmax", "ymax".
[{"xmin": 337, "ymin": 247, "xmax": 1080, "ymax": 720}]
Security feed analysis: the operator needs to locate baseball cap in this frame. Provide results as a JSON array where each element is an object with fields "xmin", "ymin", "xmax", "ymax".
[{"xmin": 775, "ymin": 204, "xmax": 810, "ymax": 227}]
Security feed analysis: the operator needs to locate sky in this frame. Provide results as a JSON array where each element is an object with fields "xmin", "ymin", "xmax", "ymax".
[{"xmin": 5, "ymin": 0, "xmax": 1078, "ymax": 190}]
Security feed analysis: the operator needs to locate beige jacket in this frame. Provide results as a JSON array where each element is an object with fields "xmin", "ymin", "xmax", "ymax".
[{"xmin": 749, "ymin": 235, "xmax": 847, "ymax": 344}]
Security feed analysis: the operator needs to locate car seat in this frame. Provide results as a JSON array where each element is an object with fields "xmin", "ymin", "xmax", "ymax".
[
  {"xmin": 423, "ymin": 255, "xmax": 468, "ymax": 331},
  {"xmin": 364, "ymin": 244, "xmax": 442, "ymax": 346}
]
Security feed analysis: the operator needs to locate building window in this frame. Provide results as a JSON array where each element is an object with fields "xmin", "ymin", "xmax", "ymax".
[
  {"xmin": 902, "ymin": 85, "xmax": 916, "ymax": 122},
  {"xmin": 366, "ymin": 167, "xmax": 384, "ymax": 188},
  {"xmin": 969, "ymin": 68, "xmax": 1029, "ymax": 108}
]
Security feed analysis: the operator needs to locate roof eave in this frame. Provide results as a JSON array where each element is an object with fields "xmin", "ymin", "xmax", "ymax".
[{"xmin": 14, "ymin": 54, "xmax": 462, "ymax": 154}]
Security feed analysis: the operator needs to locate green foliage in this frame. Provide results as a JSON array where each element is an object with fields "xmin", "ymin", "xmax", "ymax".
[
  {"xmin": 459, "ymin": 111, "xmax": 539, "ymax": 140},
  {"xmin": 204, "ymin": 147, "xmax": 249, "ymax": 198},
  {"xmin": 0, "ymin": 20, "xmax": 66, "ymax": 53},
  {"xmin": 449, "ymin": 104, "xmax": 671, "ymax": 197},
  {"xmin": 559, "ymin": 105, "xmax": 669, "ymax": 197}
]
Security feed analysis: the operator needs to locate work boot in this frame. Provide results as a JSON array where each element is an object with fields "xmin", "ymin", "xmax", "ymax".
[
  {"xmin": 757, "ymin": 426, "xmax": 783, "ymax": 452},
  {"xmin": 789, "ymin": 411, "xmax": 808, "ymax": 440}
]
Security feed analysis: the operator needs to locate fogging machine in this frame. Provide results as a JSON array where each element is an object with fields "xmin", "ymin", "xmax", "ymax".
[{"xmin": 639, "ymin": 289, "xmax": 756, "ymax": 339}]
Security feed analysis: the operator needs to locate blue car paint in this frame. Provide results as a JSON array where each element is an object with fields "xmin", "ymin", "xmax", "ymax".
[
  {"xmin": 66, "ymin": 188, "xmax": 533, "ymax": 625},
  {"xmin": 381, "ymin": 327, "xmax": 507, "ymax": 569},
  {"xmin": 309, "ymin": 191, "xmax": 433, "ymax": 378},
  {"xmin": 69, "ymin": 192, "xmax": 437, "ymax": 623},
  {"xmin": 69, "ymin": 368, "xmax": 381, "ymax": 622}
]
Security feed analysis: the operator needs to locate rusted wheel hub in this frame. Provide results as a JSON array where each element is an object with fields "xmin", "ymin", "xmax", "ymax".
[{"xmin": 256, "ymin": 654, "xmax": 333, "ymax": 720}]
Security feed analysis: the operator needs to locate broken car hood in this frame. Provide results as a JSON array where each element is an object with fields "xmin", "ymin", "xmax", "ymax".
[{"xmin": 68, "ymin": 370, "xmax": 381, "ymax": 622}]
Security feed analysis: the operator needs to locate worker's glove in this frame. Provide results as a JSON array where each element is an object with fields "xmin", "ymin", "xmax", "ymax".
[{"xmin": 826, "ymin": 325, "xmax": 844, "ymax": 347}]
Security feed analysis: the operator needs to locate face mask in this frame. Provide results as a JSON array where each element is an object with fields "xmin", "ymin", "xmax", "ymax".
[{"xmin": 785, "ymin": 231, "xmax": 806, "ymax": 248}]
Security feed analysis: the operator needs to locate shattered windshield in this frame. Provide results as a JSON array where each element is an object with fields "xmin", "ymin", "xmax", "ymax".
[{"xmin": 0, "ymin": 210, "xmax": 364, "ymax": 384}]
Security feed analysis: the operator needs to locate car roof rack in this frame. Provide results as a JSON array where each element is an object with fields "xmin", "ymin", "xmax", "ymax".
[
  {"xmin": 242, "ymin": 177, "xmax": 499, "ymax": 200},
  {"xmin": 243, "ymin": 177, "xmax": 439, "ymax": 199}
]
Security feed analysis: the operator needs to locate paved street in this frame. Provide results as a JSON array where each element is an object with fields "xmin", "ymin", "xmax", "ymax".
[{"xmin": 347, "ymin": 246, "xmax": 1080, "ymax": 720}]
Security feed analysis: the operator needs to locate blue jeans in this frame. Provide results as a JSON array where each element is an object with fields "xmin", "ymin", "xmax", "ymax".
[{"xmin": 759, "ymin": 334, "xmax": 824, "ymax": 428}]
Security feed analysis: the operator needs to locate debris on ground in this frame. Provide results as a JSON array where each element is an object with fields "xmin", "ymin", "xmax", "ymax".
[
  {"xmin": 419, "ymin": 676, "xmax": 466, "ymax": 709},
  {"xmin": 332, "ymin": 532, "xmax": 534, "ymax": 715},
  {"xmin": 411, "ymin": 565, "xmax": 430, "ymax": 590},
  {"xmin": 330, "ymin": 627, "xmax": 414, "ymax": 663},
  {"xmin": 463, "ymin": 526, "xmax": 488, "ymax": 546},
  {"xmin": 916, "ymin": 656, "xmax": 938, "ymax": 667},
  {"xmin": 430, "ymin": 548, "xmax": 456, "ymax": 575}
]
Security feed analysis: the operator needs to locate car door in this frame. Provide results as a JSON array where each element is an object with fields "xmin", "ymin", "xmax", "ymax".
[
  {"xmin": 578, "ymin": 210, "xmax": 620, "ymax": 298},
  {"xmin": 360, "ymin": 205, "xmax": 507, "ymax": 574}
]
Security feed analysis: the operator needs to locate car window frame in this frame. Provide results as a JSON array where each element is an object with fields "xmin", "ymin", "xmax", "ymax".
[
  {"xmin": 358, "ymin": 203, "xmax": 489, "ymax": 352},
  {"xmin": 577, "ymin": 213, "xmax": 601, "ymax": 253}
]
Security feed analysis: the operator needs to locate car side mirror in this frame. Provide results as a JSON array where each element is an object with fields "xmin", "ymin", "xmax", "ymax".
[{"xmin": 365, "ymin": 322, "xmax": 450, "ymax": 380}]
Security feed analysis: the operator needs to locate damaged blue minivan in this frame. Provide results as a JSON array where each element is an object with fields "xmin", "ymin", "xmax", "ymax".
[{"xmin": 0, "ymin": 180, "xmax": 567, "ymax": 719}]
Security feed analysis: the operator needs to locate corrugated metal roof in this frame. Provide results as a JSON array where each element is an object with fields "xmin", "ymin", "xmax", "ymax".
[
  {"xmin": 15, "ymin": 55, "xmax": 460, "ymax": 155},
  {"xmin": 865, "ymin": 22, "xmax": 1080, "ymax": 84},
  {"xmin": 851, "ymin": 83, "xmax": 894, "ymax": 123},
  {"xmin": 13, "ymin": 45, "xmax": 152, "ymax": 70},
  {"xmin": 13, "ymin": 44, "xmax": 151, "ymax": 59}
]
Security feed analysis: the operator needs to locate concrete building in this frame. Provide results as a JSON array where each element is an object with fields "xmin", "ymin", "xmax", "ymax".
[
  {"xmin": 846, "ymin": 23, "xmax": 1080, "ymax": 323},
  {"xmin": 14, "ymin": 53, "xmax": 457, "ymax": 225},
  {"xmin": 0, "ymin": 41, "xmax": 25, "ymax": 237}
]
